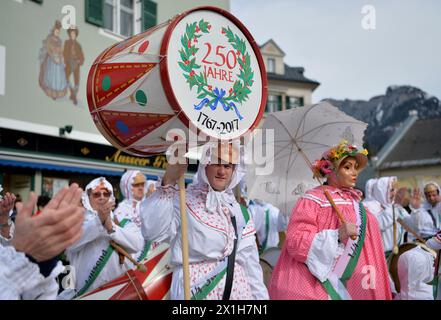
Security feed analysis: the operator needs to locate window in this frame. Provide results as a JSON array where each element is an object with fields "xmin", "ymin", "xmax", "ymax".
[
  {"xmin": 104, "ymin": 0, "xmax": 134, "ymax": 38},
  {"xmin": 142, "ymin": 0, "xmax": 157, "ymax": 30},
  {"xmin": 86, "ymin": 0, "xmax": 157, "ymax": 38},
  {"xmin": 267, "ymin": 58, "xmax": 275, "ymax": 73},
  {"xmin": 286, "ymin": 96, "xmax": 304, "ymax": 109},
  {"xmin": 266, "ymin": 94, "xmax": 282, "ymax": 113}
]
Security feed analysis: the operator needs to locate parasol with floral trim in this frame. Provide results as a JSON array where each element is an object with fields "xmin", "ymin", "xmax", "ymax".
[{"xmin": 246, "ymin": 101, "xmax": 368, "ymax": 221}]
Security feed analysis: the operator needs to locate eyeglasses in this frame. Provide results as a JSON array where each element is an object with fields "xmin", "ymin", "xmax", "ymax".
[{"xmin": 91, "ymin": 191, "xmax": 111, "ymax": 198}]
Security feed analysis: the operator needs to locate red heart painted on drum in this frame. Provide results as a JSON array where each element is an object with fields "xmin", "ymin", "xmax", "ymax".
[{"xmin": 138, "ymin": 41, "xmax": 150, "ymax": 54}]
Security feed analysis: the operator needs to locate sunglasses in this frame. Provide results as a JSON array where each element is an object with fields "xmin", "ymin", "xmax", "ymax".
[{"xmin": 91, "ymin": 191, "xmax": 111, "ymax": 198}]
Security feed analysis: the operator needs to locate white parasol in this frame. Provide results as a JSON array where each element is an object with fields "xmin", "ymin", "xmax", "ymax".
[{"xmin": 246, "ymin": 101, "xmax": 368, "ymax": 216}]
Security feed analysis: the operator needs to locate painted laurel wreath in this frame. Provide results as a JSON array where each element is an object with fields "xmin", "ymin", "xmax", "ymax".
[{"xmin": 178, "ymin": 19, "xmax": 254, "ymax": 121}]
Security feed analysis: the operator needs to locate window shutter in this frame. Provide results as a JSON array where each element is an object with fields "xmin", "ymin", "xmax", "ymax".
[
  {"xmin": 85, "ymin": 0, "xmax": 104, "ymax": 27},
  {"xmin": 265, "ymin": 102, "xmax": 271, "ymax": 113},
  {"xmin": 277, "ymin": 95, "xmax": 282, "ymax": 111},
  {"xmin": 142, "ymin": 0, "xmax": 157, "ymax": 31}
]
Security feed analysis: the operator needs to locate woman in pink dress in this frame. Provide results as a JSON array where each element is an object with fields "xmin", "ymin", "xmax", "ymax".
[{"xmin": 269, "ymin": 140, "xmax": 392, "ymax": 300}]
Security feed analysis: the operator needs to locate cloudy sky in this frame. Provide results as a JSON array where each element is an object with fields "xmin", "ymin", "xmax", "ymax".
[{"xmin": 230, "ymin": 0, "xmax": 441, "ymax": 102}]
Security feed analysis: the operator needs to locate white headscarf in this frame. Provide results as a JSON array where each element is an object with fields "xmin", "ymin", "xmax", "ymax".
[
  {"xmin": 364, "ymin": 178, "xmax": 377, "ymax": 201},
  {"xmin": 119, "ymin": 170, "xmax": 147, "ymax": 202},
  {"xmin": 81, "ymin": 177, "xmax": 114, "ymax": 213},
  {"xmin": 188, "ymin": 141, "xmax": 244, "ymax": 217},
  {"xmin": 372, "ymin": 176, "xmax": 397, "ymax": 207}
]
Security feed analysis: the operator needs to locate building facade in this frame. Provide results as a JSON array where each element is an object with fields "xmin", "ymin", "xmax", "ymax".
[
  {"xmin": 373, "ymin": 111, "xmax": 441, "ymax": 188},
  {"xmin": 260, "ymin": 39, "xmax": 320, "ymax": 113},
  {"xmin": 0, "ymin": 0, "xmax": 228, "ymax": 200}
]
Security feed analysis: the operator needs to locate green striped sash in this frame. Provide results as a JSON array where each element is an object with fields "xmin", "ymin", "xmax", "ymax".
[
  {"xmin": 75, "ymin": 218, "xmax": 129, "ymax": 297},
  {"xmin": 321, "ymin": 202, "xmax": 367, "ymax": 299}
]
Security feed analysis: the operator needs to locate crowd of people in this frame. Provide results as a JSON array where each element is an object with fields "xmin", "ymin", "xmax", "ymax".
[{"xmin": 0, "ymin": 140, "xmax": 440, "ymax": 300}]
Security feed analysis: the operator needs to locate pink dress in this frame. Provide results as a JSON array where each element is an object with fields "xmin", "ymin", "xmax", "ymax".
[{"xmin": 269, "ymin": 185, "xmax": 392, "ymax": 300}]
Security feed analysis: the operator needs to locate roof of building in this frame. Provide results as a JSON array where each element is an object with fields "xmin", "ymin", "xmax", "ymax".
[
  {"xmin": 259, "ymin": 39, "xmax": 286, "ymax": 55},
  {"xmin": 267, "ymin": 64, "xmax": 320, "ymax": 87},
  {"xmin": 377, "ymin": 116, "xmax": 441, "ymax": 169}
]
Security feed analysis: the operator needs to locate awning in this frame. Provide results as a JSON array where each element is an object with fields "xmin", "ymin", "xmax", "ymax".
[
  {"xmin": 0, "ymin": 158, "xmax": 126, "ymax": 177},
  {"xmin": 0, "ymin": 149, "xmax": 194, "ymax": 183}
]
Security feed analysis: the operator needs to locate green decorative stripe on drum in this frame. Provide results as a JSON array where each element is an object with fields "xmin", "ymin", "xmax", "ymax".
[
  {"xmin": 135, "ymin": 90, "xmax": 148, "ymax": 106},
  {"xmin": 102, "ymin": 76, "xmax": 111, "ymax": 91}
]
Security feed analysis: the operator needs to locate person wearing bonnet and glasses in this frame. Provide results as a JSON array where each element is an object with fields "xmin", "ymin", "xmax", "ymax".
[
  {"xmin": 140, "ymin": 142, "xmax": 268, "ymax": 300},
  {"xmin": 66, "ymin": 177, "xmax": 143, "ymax": 298},
  {"xmin": 269, "ymin": 140, "xmax": 392, "ymax": 300}
]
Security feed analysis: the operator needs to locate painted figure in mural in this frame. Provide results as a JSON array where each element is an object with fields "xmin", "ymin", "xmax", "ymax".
[
  {"xmin": 64, "ymin": 26, "xmax": 84, "ymax": 106},
  {"xmin": 39, "ymin": 20, "xmax": 68, "ymax": 100}
]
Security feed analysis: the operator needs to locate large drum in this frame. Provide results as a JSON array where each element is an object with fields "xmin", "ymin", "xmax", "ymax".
[
  {"xmin": 87, "ymin": 6, "xmax": 267, "ymax": 156},
  {"xmin": 78, "ymin": 243, "xmax": 172, "ymax": 300},
  {"xmin": 388, "ymin": 242, "xmax": 436, "ymax": 293}
]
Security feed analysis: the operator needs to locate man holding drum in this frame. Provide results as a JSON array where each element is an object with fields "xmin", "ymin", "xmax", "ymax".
[{"xmin": 140, "ymin": 142, "xmax": 268, "ymax": 300}]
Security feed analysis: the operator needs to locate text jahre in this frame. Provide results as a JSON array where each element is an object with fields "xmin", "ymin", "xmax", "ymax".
[{"xmin": 204, "ymin": 65, "xmax": 234, "ymax": 83}]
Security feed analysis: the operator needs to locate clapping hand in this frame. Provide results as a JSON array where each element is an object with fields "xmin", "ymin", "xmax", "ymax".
[
  {"xmin": 11, "ymin": 184, "xmax": 85, "ymax": 262},
  {"xmin": 410, "ymin": 187, "xmax": 422, "ymax": 209},
  {"xmin": 97, "ymin": 198, "xmax": 116, "ymax": 232},
  {"xmin": 0, "ymin": 192, "xmax": 16, "ymax": 221}
]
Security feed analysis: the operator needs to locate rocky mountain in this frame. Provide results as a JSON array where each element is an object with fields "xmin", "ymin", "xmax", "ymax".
[{"xmin": 323, "ymin": 85, "xmax": 441, "ymax": 155}]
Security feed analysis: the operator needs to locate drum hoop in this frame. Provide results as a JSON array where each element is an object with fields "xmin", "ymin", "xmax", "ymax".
[
  {"xmin": 259, "ymin": 258, "xmax": 273, "ymax": 270},
  {"xmin": 159, "ymin": 5, "xmax": 267, "ymax": 141},
  {"xmin": 260, "ymin": 247, "xmax": 281, "ymax": 267}
]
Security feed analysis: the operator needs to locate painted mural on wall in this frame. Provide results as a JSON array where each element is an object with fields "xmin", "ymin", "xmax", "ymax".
[{"xmin": 38, "ymin": 20, "xmax": 84, "ymax": 106}]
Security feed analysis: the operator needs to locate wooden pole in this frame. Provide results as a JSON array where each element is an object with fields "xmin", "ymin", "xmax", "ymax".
[
  {"xmin": 109, "ymin": 240, "xmax": 147, "ymax": 273},
  {"xmin": 323, "ymin": 189, "xmax": 357, "ymax": 240},
  {"xmin": 392, "ymin": 205, "xmax": 399, "ymax": 255},
  {"xmin": 397, "ymin": 218, "xmax": 426, "ymax": 243},
  {"xmin": 178, "ymin": 174, "xmax": 191, "ymax": 300}
]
